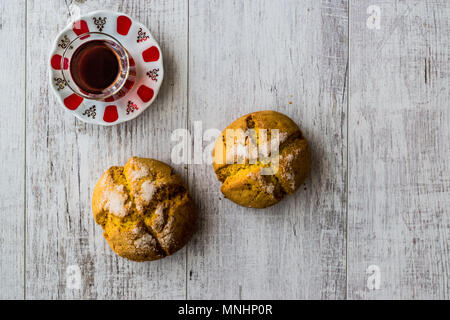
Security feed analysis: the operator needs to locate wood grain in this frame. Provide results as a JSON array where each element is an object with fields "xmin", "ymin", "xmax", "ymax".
[
  {"xmin": 186, "ymin": 0, "xmax": 348, "ymax": 299},
  {"xmin": 348, "ymin": 0, "xmax": 450, "ymax": 299},
  {"xmin": 0, "ymin": 0, "xmax": 25, "ymax": 300},
  {"xmin": 25, "ymin": 0, "xmax": 188, "ymax": 299},
  {"xmin": 1, "ymin": 0, "xmax": 448, "ymax": 300}
]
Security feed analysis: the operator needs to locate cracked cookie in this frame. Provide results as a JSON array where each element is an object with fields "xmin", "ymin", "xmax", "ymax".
[
  {"xmin": 92, "ymin": 157, "xmax": 196, "ymax": 261},
  {"xmin": 212, "ymin": 110, "xmax": 311, "ymax": 208}
]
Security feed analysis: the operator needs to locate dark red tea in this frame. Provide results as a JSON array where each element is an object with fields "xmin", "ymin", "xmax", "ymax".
[{"xmin": 70, "ymin": 40, "xmax": 121, "ymax": 94}]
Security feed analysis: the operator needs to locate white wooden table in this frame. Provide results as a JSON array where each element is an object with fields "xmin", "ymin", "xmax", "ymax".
[{"xmin": 0, "ymin": 0, "xmax": 448, "ymax": 299}]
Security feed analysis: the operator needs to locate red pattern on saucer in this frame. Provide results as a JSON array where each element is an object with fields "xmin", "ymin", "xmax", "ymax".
[
  {"xmin": 103, "ymin": 105, "xmax": 119, "ymax": 122},
  {"xmin": 142, "ymin": 46, "xmax": 160, "ymax": 62},
  {"xmin": 117, "ymin": 16, "xmax": 132, "ymax": 35},
  {"xmin": 64, "ymin": 94, "xmax": 83, "ymax": 110},
  {"xmin": 51, "ymin": 54, "xmax": 69, "ymax": 70},
  {"xmin": 49, "ymin": 10, "xmax": 164, "ymax": 126},
  {"xmin": 72, "ymin": 20, "xmax": 90, "ymax": 38}
]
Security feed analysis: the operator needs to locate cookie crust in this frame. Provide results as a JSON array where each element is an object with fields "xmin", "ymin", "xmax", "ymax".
[
  {"xmin": 92, "ymin": 157, "xmax": 196, "ymax": 261},
  {"xmin": 212, "ymin": 110, "xmax": 311, "ymax": 208}
]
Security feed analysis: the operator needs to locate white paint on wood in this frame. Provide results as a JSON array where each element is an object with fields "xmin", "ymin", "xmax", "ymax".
[
  {"xmin": 1, "ymin": 0, "xmax": 448, "ymax": 299},
  {"xmin": 25, "ymin": 0, "xmax": 188, "ymax": 299},
  {"xmin": 348, "ymin": 0, "xmax": 450, "ymax": 299},
  {"xmin": 186, "ymin": 0, "xmax": 348, "ymax": 299},
  {"xmin": 0, "ymin": 0, "xmax": 25, "ymax": 300}
]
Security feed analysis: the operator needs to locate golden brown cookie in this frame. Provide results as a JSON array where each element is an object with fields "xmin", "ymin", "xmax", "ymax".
[
  {"xmin": 213, "ymin": 110, "xmax": 310, "ymax": 208},
  {"xmin": 92, "ymin": 157, "xmax": 196, "ymax": 261}
]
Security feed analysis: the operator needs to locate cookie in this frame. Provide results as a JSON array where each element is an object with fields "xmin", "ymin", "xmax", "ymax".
[
  {"xmin": 92, "ymin": 157, "xmax": 196, "ymax": 261},
  {"xmin": 212, "ymin": 110, "xmax": 311, "ymax": 208}
]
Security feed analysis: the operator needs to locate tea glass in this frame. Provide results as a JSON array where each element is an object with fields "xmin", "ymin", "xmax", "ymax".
[{"xmin": 61, "ymin": 32, "xmax": 136, "ymax": 101}]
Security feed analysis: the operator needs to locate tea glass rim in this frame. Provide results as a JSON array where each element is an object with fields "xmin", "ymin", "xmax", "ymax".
[{"xmin": 61, "ymin": 32, "xmax": 130, "ymax": 100}]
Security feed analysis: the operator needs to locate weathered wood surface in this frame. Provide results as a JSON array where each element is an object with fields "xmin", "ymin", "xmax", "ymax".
[
  {"xmin": 0, "ymin": 0, "xmax": 448, "ymax": 299},
  {"xmin": 25, "ymin": 0, "xmax": 188, "ymax": 299},
  {"xmin": 186, "ymin": 0, "xmax": 348, "ymax": 299},
  {"xmin": 348, "ymin": 0, "xmax": 449, "ymax": 299},
  {"xmin": 0, "ymin": 0, "xmax": 26, "ymax": 300}
]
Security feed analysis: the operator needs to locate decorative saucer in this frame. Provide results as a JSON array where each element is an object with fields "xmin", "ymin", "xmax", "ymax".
[{"xmin": 49, "ymin": 10, "xmax": 164, "ymax": 125}]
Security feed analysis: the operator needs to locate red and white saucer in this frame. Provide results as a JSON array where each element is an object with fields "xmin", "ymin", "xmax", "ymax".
[{"xmin": 49, "ymin": 10, "xmax": 164, "ymax": 125}]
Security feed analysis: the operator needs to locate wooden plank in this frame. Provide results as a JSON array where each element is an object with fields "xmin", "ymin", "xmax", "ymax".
[
  {"xmin": 26, "ymin": 0, "xmax": 188, "ymax": 299},
  {"xmin": 348, "ymin": 0, "xmax": 450, "ymax": 299},
  {"xmin": 0, "ymin": 0, "xmax": 25, "ymax": 300},
  {"xmin": 187, "ymin": 0, "xmax": 348, "ymax": 299}
]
